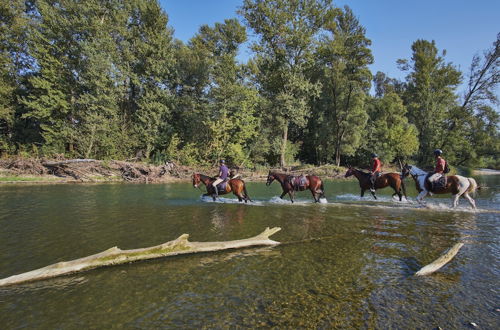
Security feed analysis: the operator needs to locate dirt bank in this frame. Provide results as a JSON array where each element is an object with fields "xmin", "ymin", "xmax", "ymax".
[{"xmin": 0, "ymin": 158, "xmax": 352, "ymax": 183}]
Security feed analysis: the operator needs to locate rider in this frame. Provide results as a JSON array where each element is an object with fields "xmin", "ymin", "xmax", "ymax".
[
  {"xmin": 212, "ymin": 159, "xmax": 229, "ymax": 196},
  {"xmin": 428, "ymin": 149, "xmax": 446, "ymax": 191},
  {"xmin": 370, "ymin": 153, "xmax": 381, "ymax": 192}
]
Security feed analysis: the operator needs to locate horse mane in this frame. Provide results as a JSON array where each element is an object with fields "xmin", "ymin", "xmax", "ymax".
[
  {"xmin": 197, "ymin": 173, "xmax": 215, "ymax": 181},
  {"xmin": 352, "ymin": 167, "xmax": 371, "ymax": 177},
  {"xmin": 408, "ymin": 165, "xmax": 427, "ymax": 176}
]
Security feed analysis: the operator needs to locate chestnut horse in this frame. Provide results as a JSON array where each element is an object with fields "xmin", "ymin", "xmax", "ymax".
[
  {"xmin": 266, "ymin": 171, "xmax": 325, "ymax": 203},
  {"xmin": 401, "ymin": 164, "xmax": 477, "ymax": 209},
  {"xmin": 192, "ymin": 173, "xmax": 252, "ymax": 202},
  {"xmin": 344, "ymin": 166, "xmax": 407, "ymax": 201}
]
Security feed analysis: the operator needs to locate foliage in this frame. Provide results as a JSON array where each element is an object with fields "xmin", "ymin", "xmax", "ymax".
[{"xmin": 0, "ymin": 0, "xmax": 497, "ymax": 170}]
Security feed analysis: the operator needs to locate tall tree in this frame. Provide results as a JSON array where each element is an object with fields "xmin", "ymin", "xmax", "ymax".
[
  {"xmin": 363, "ymin": 92, "xmax": 419, "ymax": 163},
  {"xmin": 0, "ymin": 0, "xmax": 34, "ymax": 154},
  {"xmin": 240, "ymin": 0, "xmax": 336, "ymax": 167},
  {"xmin": 121, "ymin": 0, "xmax": 175, "ymax": 160},
  {"xmin": 312, "ymin": 5, "xmax": 373, "ymax": 166},
  {"xmin": 399, "ymin": 40, "xmax": 461, "ymax": 165},
  {"xmin": 440, "ymin": 34, "xmax": 499, "ymax": 166}
]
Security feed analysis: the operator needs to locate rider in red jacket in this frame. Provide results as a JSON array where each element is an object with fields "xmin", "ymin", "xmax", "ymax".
[
  {"xmin": 428, "ymin": 149, "xmax": 446, "ymax": 190},
  {"xmin": 370, "ymin": 153, "xmax": 381, "ymax": 192}
]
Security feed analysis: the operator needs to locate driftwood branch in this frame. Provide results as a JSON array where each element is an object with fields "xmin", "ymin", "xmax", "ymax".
[
  {"xmin": 0, "ymin": 227, "xmax": 281, "ymax": 287},
  {"xmin": 415, "ymin": 243, "xmax": 464, "ymax": 276},
  {"xmin": 42, "ymin": 159, "xmax": 100, "ymax": 166}
]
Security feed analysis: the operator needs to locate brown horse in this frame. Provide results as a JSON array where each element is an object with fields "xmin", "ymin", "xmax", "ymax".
[
  {"xmin": 344, "ymin": 166, "xmax": 407, "ymax": 201},
  {"xmin": 192, "ymin": 173, "xmax": 252, "ymax": 202},
  {"xmin": 401, "ymin": 164, "xmax": 477, "ymax": 209},
  {"xmin": 266, "ymin": 171, "xmax": 325, "ymax": 203}
]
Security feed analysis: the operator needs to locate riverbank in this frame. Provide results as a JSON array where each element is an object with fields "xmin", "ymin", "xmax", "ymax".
[
  {"xmin": 4, "ymin": 157, "xmax": 495, "ymax": 184},
  {"xmin": 0, "ymin": 158, "xmax": 350, "ymax": 183},
  {"xmin": 473, "ymin": 169, "xmax": 500, "ymax": 175}
]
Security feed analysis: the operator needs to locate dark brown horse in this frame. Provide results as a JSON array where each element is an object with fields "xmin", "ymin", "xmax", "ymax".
[
  {"xmin": 266, "ymin": 171, "xmax": 325, "ymax": 203},
  {"xmin": 344, "ymin": 166, "xmax": 407, "ymax": 201},
  {"xmin": 192, "ymin": 173, "xmax": 252, "ymax": 202}
]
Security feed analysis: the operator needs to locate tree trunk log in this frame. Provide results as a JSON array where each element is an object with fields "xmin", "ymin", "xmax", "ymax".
[
  {"xmin": 42, "ymin": 159, "xmax": 100, "ymax": 166},
  {"xmin": 415, "ymin": 243, "xmax": 464, "ymax": 276},
  {"xmin": 0, "ymin": 227, "xmax": 281, "ymax": 287}
]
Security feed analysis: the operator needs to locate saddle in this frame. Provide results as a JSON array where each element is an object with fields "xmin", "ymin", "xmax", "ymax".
[
  {"xmin": 287, "ymin": 175, "xmax": 308, "ymax": 191},
  {"xmin": 215, "ymin": 178, "xmax": 229, "ymax": 191},
  {"xmin": 425, "ymin": 173, "xmax": 447, "ymax": 191}
]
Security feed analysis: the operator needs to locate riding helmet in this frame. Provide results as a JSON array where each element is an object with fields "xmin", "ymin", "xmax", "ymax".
[
  {"xmin": 371, "ymin": 153, "xmax": 378, "ymax": 158},
  {"xmin": 433, "ymin": 149, "xmax": 443, "ymax": 156},
  {"xmin": 219, "ymin": 159, "xmax": 225, "ymax": 163}
]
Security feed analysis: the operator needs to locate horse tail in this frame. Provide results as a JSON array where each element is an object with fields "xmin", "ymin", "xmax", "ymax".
[
  {"xmin": 242, "ymin": 180, "xmax": 252, "ymax": 202},
  {"xmin": 467, "ymin": 177, "xmax": 478, "ymax": 197}
]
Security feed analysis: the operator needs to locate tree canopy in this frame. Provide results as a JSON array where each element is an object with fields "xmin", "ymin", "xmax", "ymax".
[{"xmin": 0, "ymin": 0, "xmax": 498, "ymax": 169}]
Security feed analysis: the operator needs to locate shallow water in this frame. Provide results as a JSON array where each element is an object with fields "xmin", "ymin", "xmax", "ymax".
[{"xmin": 0, "ymin": 176, "xmax": 499, "ymax": 328}]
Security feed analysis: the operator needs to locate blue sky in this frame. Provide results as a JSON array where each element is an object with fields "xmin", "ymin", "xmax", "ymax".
[{"xmin": 160, "ymin": 0, "xmax": 499, "ymax": 92}]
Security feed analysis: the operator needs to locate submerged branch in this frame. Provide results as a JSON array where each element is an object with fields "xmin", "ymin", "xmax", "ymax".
[
  {"xmin": 415, "ymin": 243, "xmax": 464, "ymax": 276},
  {"xmin": 0, "ymin": 227, "xmax": 281, "ymax": 287}
]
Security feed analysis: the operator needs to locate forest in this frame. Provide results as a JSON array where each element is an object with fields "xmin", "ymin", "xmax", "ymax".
[{"xmin": 1, "ymin": 0, "xmax": 499, "ymax": 170}]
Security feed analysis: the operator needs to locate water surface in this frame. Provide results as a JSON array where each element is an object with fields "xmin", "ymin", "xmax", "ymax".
[{"xmin": 0, "ymin": 176, "xmax": 499, "ymax": 328}]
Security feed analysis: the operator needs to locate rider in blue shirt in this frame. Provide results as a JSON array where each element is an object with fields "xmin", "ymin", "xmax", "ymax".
[{"xmin": 212, "ymin": 160, "xmax": 229, "ymax": 196}]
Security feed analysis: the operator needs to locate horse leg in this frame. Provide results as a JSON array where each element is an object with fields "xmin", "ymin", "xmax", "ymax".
[
  {"xmin": 289, "ymin": 191, "xmax": 294, "ymax": 203},
  {"xmin": 416, "ymin": 191, "xmax": 427, "ymax": 205},
  {"xmin": 452, "ymin": 194, "xmax": 460, "ymax": 208},
  {"xmin": 280, "ymin": 191, "xmax": 287, "ymax": 200},
  {"xmin": 463, "ymin": 192, "xmax": 476, "ymax": 209},
  {"xmin": 370, "ymin": 190, "xmax": 377, "ymax": 200},
  {"xmin": 310, "ymin": 189, "xmax": 318, "ymax": 203},
  {"xmin": 360, "ymin": 189, "xmax": 365, "ymax": 197}
]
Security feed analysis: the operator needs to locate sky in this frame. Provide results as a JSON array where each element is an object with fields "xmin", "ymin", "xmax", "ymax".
[{"xmin": 159, "ymin": 0, "xmax": 499, "ymax": 92}]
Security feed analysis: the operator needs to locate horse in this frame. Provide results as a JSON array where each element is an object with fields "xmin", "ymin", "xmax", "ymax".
[
  {"xmin": 344, "ymin": 166, "xmax": 407, "ymax": 201},
  {"xmin": 266, "ymin": 171, "xmax": 325, "ymax": 203},
  {"xmin": 401, "ymin": 164, "xmax": 477, "ymax": 209},
  {"xmin": 192, "ymin": 173, "xmax": 252, "ymax": 202}
]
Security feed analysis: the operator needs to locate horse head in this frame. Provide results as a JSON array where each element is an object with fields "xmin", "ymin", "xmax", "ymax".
[
  {"xmin": 266, "ymin": 171, "xmax": 275, "ymax": 186},
  {"xmin": 344, "ymin": 166, "xmax": 354, "ymax": 178},
  {"xmin": 401, "ymin": 164, "xmax": 411, "ymax": 178},
  {"xmin": 192, "ymin": 173, "xmax": 201, "ymax": 188}
]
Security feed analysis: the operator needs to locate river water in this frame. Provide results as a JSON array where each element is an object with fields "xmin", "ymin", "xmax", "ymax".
[{"xmin": 0, "ymin": 176, "xmax": 499, "ymax": 328}]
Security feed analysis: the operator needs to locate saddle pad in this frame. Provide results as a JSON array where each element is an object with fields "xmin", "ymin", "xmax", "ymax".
[{"xmin": 289, "ymin": 175, "xmax": 307, "ymax": 191}]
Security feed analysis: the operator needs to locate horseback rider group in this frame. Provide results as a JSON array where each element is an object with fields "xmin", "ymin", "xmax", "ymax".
[
  {"xmin": 206, "ymin": 148, "xmax": 448, "ymax": 200},
  {"xmin": 368, "ymin": 148, "xmax": 448, "ymax": 192}
]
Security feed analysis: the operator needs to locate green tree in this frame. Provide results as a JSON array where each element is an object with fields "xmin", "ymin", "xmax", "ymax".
[
  {"xmin": 121, "ymin": 0, "xmax": 175, "ymax": 160},
  {"xmin": 0, "ymin": 0, "xmax": 34, "ymax": 154},
  {"xmin": 312, "ymin": 5, "xmax": 373, "ymax": 166},
  {"xmin": 441, "ymin": 34, "xmax": 499, "ymax": 166},
  {"xmin": 171, "ymin": 19, "xmax": 261, "ymax": 167},
  {"xmin": 364, "ymin": 92, "xmax": 419, "ymax": 163},
  {"xmin": 399, "ymin": 39, "xmax": 461, "ymax": 165},
  {"xmin": 240, "ymin": 0, "xmax": 336, "ymax": 166}
]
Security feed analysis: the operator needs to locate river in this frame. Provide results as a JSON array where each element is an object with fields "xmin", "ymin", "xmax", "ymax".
[{"xmin": 0, "ymin": 176, "xmax": 499, "ymax": 328}]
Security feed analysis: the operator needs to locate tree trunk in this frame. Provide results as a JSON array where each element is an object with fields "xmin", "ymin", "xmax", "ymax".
[
  {"xmin": 280, "ymin": 122, "xmax": 288, "ymax": 168},
  {"xmin": 0, "ymin": 227, "xmax": 281, "ymax": 287}
]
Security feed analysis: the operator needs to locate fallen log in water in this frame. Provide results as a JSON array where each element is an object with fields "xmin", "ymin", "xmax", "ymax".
[
  {"xmin": 415, "ymin": 243, "xmax": 464, "ymax": 276},
  {"xmin": 0, "ymin": 227, "xmax": 281, "ymax": 287}
]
